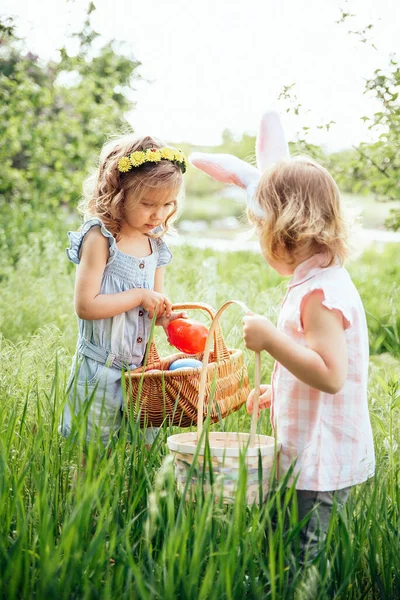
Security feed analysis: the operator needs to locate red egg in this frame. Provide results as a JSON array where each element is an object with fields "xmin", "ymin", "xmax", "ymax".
[{"xmin": 167, "ymin": 318, "xmax": 208, "ymax": 354}]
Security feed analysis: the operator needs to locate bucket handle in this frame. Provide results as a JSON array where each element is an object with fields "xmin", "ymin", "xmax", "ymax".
[{"xmin": 197, "ymin": 300, "xmax": 261, "ymax": 447}]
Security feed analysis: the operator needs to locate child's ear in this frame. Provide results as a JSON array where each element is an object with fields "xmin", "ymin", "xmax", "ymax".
[{"xmin": 256, "ymin": 110, "xmax": 289, "ymax": 172}]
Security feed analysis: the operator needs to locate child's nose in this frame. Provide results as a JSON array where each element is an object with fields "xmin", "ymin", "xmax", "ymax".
[{"xmin": 152, "ymin": 207, "xmax": 164, "ymax": 220}]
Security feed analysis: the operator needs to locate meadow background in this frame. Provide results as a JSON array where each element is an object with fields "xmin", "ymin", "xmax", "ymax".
[{"xmin": 1, "ymin": 7, "xmax": 400, "ymax": 599}]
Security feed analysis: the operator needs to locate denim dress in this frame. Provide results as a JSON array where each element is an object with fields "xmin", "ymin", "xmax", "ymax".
[{"xmin": 59, "ymin": 217, "xmax": 172, "ymax": 444}]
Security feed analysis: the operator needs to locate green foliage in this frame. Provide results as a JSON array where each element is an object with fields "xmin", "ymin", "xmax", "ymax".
[
  {"xmin": 325, "ymin": 148, "xmax": 362, "ymax": 193},
  {"xmin": 334, "ymin": 13, "xmax": 400, "ymax": 230},
  {"xmin": 339, "ymin": 60, "xmax": 400, "ymax": 230},
  {"xmin": 349, "ymin": 245, "xmax": 400, "ymax": 356},
  {"xmin": 0, "ymin": 233, "xmax": 399, "ymax": 598},
  {"xmin": 0, "ymin": 10, "xmax": 140, "ymax": 261},
  {"xmin": 0, "ymin": 11, "xmax": 399, "ymax": 597},
  {"xmin": 276, "ymin": 74, "xmax": 400, "ymax": 231},
  {"xmin": 0, "ymin": 11, "xmax": 399, "ymax": 593},
  {"xmin": 332, "ymin": 66, "xmax": 400, "ymax": 230},
  {"xmin": 180, "ymin": 194, "xmax": 246, "ymax": 224}
]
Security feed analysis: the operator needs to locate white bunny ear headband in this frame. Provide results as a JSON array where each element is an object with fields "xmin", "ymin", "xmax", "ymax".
[{"xmin": 189, "ymin": 110, "xmax": 289, "ymax": 219}]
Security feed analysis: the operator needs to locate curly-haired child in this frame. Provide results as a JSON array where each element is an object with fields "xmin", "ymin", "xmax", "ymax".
[{"xmin": 59, "ymin": 135, "xmax": 187, "ymax": 447}]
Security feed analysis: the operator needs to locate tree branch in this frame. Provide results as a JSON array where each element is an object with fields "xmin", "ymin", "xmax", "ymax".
[{"xmin": 353, "ymin": 145, "xmax": 391, "ymax": 178}]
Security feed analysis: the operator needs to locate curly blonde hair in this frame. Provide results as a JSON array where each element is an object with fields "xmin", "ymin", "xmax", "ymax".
[
  {"xmin": 79, "ymin": 134, "xmax": 184, "ymax": 239},
  {"xmin": 249, "ymin": 158, "xmax": 350, "ymax": 267}
]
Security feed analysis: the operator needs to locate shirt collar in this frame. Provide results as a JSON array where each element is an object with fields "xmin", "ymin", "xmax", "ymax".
[{"xmin": 288, "ymin": 253, "xmax": 333, "ymax": 288}]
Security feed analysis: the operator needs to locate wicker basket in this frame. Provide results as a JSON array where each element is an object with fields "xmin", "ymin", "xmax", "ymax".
[
  {"xmin": 125, "ymin": 302, "xmax": 250, "ymax": 428},
  {"xmin": 167, "ymin": 300, "xmax": 281, "ymax": 505}
]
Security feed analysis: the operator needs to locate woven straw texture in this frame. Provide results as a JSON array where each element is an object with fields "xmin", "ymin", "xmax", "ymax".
[
  {"xmin": 168, "ymin": 431, "xmax": 279, "ymax": 504},
  {"xmin": 166, "ymin": 301, "xmax": 281, "ymax": 505},
  {"xmin": 125, "ymin": 303, "xmax": 250, "ymax": 427}
]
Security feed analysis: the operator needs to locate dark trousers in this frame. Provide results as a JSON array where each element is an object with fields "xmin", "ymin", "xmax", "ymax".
[{"xmin": 295, "ymin": 487, "xmax": 351, "ymax": 564}]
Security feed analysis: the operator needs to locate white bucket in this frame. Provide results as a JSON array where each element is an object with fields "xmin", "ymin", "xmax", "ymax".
[{"xmin": 167, "ymin": 431, "xmax": 280, "ymax": 504}]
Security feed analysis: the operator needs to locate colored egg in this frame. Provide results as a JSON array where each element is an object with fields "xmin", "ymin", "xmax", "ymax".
[
  {"xmin": 167, "ymin": 318, "xmax": 209, "ymax": 354},
  {"xmin": 168, "ymin": 358, "xmax": 203, "ymax": 371}
]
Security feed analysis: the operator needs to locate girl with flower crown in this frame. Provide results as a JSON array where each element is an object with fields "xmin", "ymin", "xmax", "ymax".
[{"xmin": 59, "ymin": 134, "xmax": 187, "ymax": 447}]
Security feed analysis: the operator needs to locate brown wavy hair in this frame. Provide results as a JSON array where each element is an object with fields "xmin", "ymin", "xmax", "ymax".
[
  {"xmin": 249, "ymin": 157, "xmax": 350, "ymax": 266},
  {"xmin": 79, "ymin": 134, "xmax": 184, "ymax": 238}
]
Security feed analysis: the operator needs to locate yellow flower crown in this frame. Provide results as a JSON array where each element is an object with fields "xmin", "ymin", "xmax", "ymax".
[{"xmin": 118, "ymin": 147, "xmax": 187, "ymax": 174}]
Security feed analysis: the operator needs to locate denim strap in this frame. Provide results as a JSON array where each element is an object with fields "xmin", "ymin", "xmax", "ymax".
[{"xmin": 78, "ymin": 339, "xmax": 135, "ymax": 370}]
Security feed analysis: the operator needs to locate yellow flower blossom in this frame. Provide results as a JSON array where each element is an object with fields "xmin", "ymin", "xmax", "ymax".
[
  {"xmin": 174, "ymin": 151, "xmax": 184, "ymax": 162},
  {"xmin": 130, "ymin": 151, "xmax": 146, "ymax": 167},
  {"xmin": 161, "ymin": 147, "xmax": 175, "ymax": 160},
  {"xmin": 118, "ymin": 147, "xmax": 186, "ymax": 173},
  {"xmin": 118, "ymin": 157, "xmax": 132, "ymax": 173},
  {"xmin": 145, "ymin": 149, "xmax": 162, "ymax": 162}
]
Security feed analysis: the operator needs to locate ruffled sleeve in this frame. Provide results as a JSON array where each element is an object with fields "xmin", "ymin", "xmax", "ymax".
[
  {"xmin": 154, "ymin": 236, "xmax": 173, "ymax": 268},
  {"xmin": 320, "ymin": 291, "xmax": 353, "ymax": 329},
  {"xmin": 66, "ymin": 218, "xmax": 116, "ymax": 265},
  {"xmin": 298, "ymin": 274, "xmax": 354, "ymax": 333}
]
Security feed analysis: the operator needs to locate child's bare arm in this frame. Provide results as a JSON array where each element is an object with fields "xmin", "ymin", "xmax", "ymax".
[
  {"xmin": 243, "ymin": 290, "xmax": 348, "ymax": 394},
  {"xmin": 74, "ymin": 228, "xmax": 170, "ymax": 320},
  {"xmin": 301, "ymin": 290, "xmax": 348, "ymax": 392}
]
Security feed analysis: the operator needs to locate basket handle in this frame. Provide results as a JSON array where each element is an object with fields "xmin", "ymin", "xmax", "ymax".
[
  {"xmin": 249, "ymin": 351, "xmax": 261, "ymax": 446},
  {"xmin": 171, "ymin": 302, "xmax": 230, "ymax": 361},
  {"xmin": 144, "ymin": 302, "xmax": 230, "ymax": 368},
  {"xmin": 197, "ymin": 300, "xmax": 261, "ymax": 447},
  {"xmin": 172, "ymin": 302, "xmax": 216, "ymax": 320}
]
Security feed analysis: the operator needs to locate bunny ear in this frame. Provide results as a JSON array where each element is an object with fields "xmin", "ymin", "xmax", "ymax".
[
  {"xmin": 189, "ymin": 153, "xmax": 259, "ymax": 189},
  {"xmin": 189, "ymin": 152, "xmax": 265, "ymax": 218},
  {"xmin": 256, "ymin": 110, "xmax": 289, "ymax": 172}
]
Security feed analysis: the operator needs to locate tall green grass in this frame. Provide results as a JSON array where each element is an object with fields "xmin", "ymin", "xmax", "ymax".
[{"xmin": 0, "ymin": 231, "xmax": 399, "ymax": 598}]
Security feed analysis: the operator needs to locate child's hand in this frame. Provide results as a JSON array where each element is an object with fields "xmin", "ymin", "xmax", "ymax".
[
  {"xmin": 141, "ymin": 290, "xmax": 172, "ymax": 319},
  {"xmin": 156, "ymin": 310, "xmax": 189, "ymax": 330},
  {"xmin": 246, "ymin": 384, "xmax": 271, "ymax": 417},
  {"xmin": 243, "ymin": 312, "xmax": 275, "ymax": 353}
]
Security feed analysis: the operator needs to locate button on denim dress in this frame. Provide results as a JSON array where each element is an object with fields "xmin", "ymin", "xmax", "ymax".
[{"xmin": 59, "ymin": 217, "xmax": 172, "ymax": 444}]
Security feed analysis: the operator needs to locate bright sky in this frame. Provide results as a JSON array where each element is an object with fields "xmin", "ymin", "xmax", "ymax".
[{"xmin": 2, "ymin": 0, "xmax": 400, "ymax": 151}]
